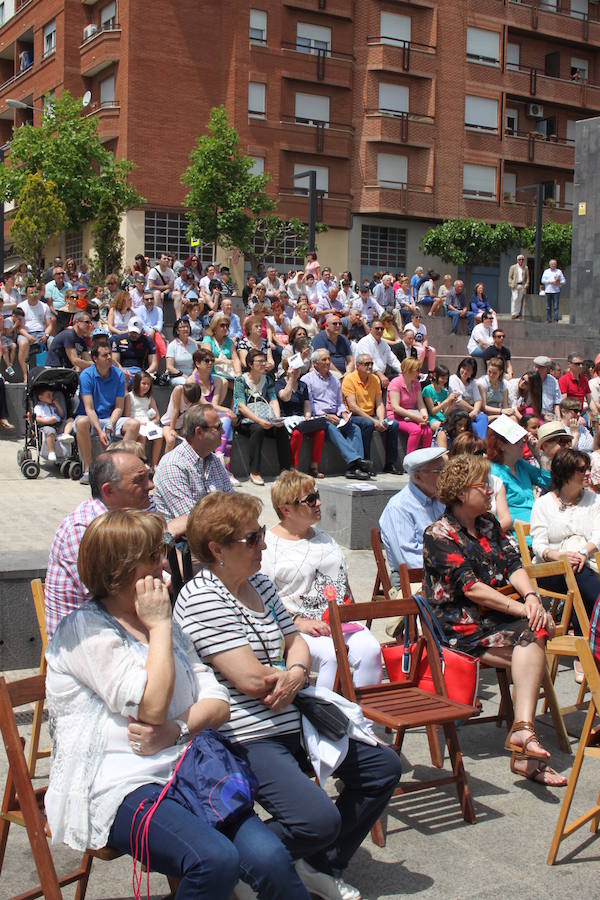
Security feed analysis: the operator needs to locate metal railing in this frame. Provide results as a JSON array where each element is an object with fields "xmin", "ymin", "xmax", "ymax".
[
  {"xmin": 280, "ymin": 41, "xmax": 353, "ymax": 81},
  {"xmin": 503, "ymin": 60, "xmax": 600, "ymax": 102},
  {"xmin": 366, "ymin": 36, "xmax": 436, "ymax": 73},
  {"xmin": 364, "ymin": 108, "xmax": 435, "ymax": 142},
  {"xmin": 81, "ymin": 21, "xmax": 121, "ymax": 47},
  {"xmin": 280, "ymin": 113, "xmax": 352, "ymax": 152}
]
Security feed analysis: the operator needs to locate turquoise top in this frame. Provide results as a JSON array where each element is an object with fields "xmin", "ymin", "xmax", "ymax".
[
  {"xmin": 490, "ymin": 459, "xmax": 551, "ymax": 524},
  {"xmin": 422, "ymin": 383, "xmax": 448, "ymax": 425}
]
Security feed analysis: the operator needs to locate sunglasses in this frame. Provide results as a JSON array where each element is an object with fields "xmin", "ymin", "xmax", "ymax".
[
  {"xmin": 469, "ymin": 481, "xmax": 493, "ymax": 494},
  {"xmin": 294, "ymin": 490, "xmax": 320, "ymax": 508},
  {"xmin": 232, "ymin": 524, "xmax": 266, "ymax": 548}
]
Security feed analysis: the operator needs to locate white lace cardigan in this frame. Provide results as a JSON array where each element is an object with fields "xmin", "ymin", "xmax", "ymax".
[{"xmin": 44, "ymin": 601, "xmax": 229, "ymax": 851}]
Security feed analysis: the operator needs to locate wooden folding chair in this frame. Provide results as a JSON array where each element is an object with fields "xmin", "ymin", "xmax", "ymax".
[
  {"xmin": 547, "ymin": 637, "xmax": 600, "ymax": 865},
  {"xmin": 0, "ymin": 674, "xmax": 179, "ymax": 900},
  {"xmin": 328, "ymin": 596, "xmax": 477, "ymax": 844},
  {"xmin": 28, "ymin": 579, "xmax": 50, "ymax": 777}
]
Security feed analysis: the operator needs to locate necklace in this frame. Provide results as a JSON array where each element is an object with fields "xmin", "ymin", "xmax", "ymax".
[{"xmin": 556, "ymin": 490, "xmax": 584, "ymax": 512}]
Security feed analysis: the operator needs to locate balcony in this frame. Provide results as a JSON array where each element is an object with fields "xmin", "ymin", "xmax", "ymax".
[
  {"xmin": 278, "ymin": 115, "xmax": 352, "ymax": 157},
  {"xmin": 80, "ymin": 24, "xmax": 121, "ymax": 76},
  {"xmin": 282, "ymin": 0, "xmax": 353, "ymax": 19},
  {"xmin": 357, "ymin": 182, "xmax": 435, "ymax": 217},
  {"xmin": 85, "ymin": 100, "xmax": 120, "ymax": 141},
  {"xmin": 280, "ymin": 43, "xmax": 353, "ymax": 89},
  {"xmin": 278, "ymin": 190, "xmax": 352, "ymax": 228},
  {"xmin": 506, "ymin": 0, "xmax": 600, "ymax": 44},
  {"xmin": 366, "ymin": 38, "xmax": 437, "ymax": 79},
  {"xmin": 362, "ymin": 110, "xmax": 435, "ymax": 147},
  {"xmin": 503, "ymin": 64, "xmax": 600, "ymax": 111},
  {"xmin": 503, "ymin": 130, "xmax": 575, "ymax": 169},
  {"xmin": 0, "ymin": 59, "xmax": 33, "ymax": 100}
]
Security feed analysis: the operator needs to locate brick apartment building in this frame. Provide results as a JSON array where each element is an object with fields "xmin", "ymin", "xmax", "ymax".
[{"xmin": 0, "ymin": 0, "xmax": 596, "ymax": 308}]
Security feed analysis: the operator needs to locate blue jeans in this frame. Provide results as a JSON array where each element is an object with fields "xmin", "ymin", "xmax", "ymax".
[
  {"xmin": 325, "ymin": 420, "xmax": 365, "ymax": 465},
  {"xmin": 241, "ymin": 733, "xmax": 402, "ymax": 877},
  {"xmin": 353, "ymin": 416, "xmax": 399, "ymax": 467},
  {"xmin": 470, "ymin": 347, "xmax": 485, "ymax": 358},
  {"xmin": 546, "ymin": 291, "xmax": 560, "ymax": 322},
  {"xmin": 108, "ymin": 784, "xmax": 310, "ymax": 900},
  {"xmin": 448, "ymin": 310, "xmax": 475, "ymax": 334}
]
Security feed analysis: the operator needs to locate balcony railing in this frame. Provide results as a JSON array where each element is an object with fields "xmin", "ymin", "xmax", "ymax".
[
  {"xmin": 508, "ymin": 0, "xmax": 600, "ymax": 31},
  {"xmin": 364, "ymin": 108, "xmax": 435, "ymax": 142},
  {"xmin": 280, "ymin": 113, "xmax": 352, "ymax": 152},
  {"xmin": 504, "ymin": 61, "xmax": 600, "ymax": 107},
  {"xmin": 366, "ymin": 36, "xmax": 436, "ymax": 72},
  {"xmin": 280, "ymin": 40, "xmax": 352, "ymax": 81},
  {"xmin": 81, "ymin": 21, "xmax": 120, "ymax": 46},
  {"xmin": 0, "ymin": 60, "xmax": 32, "ymax": 92}
]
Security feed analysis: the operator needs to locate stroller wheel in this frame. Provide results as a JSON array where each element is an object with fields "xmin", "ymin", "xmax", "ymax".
[
  {"xmin": 21, "ymin": 459, "xmax": 40, "ymax": 480},
  {"xmin": 68, "ymin": 461, "xmax": 83, "ymax": 481},
  {"xmin": 59, "ymin": 461, "xmax": 70, "ymax": 477},
  {"xmin": 17, "ymin": 449, "xmax": 32, "ymax": 466}
]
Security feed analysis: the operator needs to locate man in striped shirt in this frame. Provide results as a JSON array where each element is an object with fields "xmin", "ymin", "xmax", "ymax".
[{"xmin": 153, "ymin": 405, "xmax": 232, "ymax": 523}]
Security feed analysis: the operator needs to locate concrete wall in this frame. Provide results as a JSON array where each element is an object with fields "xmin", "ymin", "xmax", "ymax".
[
  {"xmin": 315, "ymin": 227, "xmax": 350, "ymax": 275},
  {"xmin": 571, "ymin": 115, "xmax": 600, "ymax": 328},
  {"xmin": 120, "ymin": 208, "xmax": 145, "ymax": 267},
  {"xmin": 0, "ymin": 552, "xmax": 46, "ymax": 671}
]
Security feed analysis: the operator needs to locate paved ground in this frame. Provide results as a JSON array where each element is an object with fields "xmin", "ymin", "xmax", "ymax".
[{"xmin": 0, "ymin": 435, "xmax": 599, "ymax": 898}]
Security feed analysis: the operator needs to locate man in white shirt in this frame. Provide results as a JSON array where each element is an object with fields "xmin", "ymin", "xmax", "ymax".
[
  {"xmin": 260, "ymin": 266, "xmax": 283, "ymax": 298},
  {"xmin": 351, "ymin": 285, "xmax": 383, "ymax": 323},
  {"xmin": 16, "ymin": 281, "xmax": 53, "ymax": 379},
  {"xmin": 467, "ymin": 311, "xmax": 495, "ymax": 357},
  {"xmin": 147, "ymin": 253, "xmax": 175, "ymax": 308},
  {"xmin": 541, "ymin": 259, "xmax": 566, "ymax": 324},
  {"xmin": 508, "ymin": 253, "xmax": 529, "ymax": 319},
  {"xmin": 355, "ymin": 318, "xmax": 401, "ymax": 388}
]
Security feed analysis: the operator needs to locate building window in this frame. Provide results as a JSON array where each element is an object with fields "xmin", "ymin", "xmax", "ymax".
[
  {"xmin": 250, "ymin": 9, "xmax": 267, "ymax": 44},
  {"xmin": 360, "ymin": 225, "xmax": 407, "ymax": 270},
  {"xmin": 43, "ymin": 20, "xmax": 56, "ymax": 58},
  {"xmin": 296, "ymin": 22, "xmax": 331, "ymax": 55},
  {"xmin": 506, "ymin": 42, "xmax": 520, "ymax": 71},
  {"xmin": 463, "ymin": 163, "xmax": 497, "ymax": 199},
  {"xmin": 144, "ymin": 211, "xmax": 212, "ymax": 263},
  {"xmin": 100, "ymin": 2, "xmax": 116, "ymax": 29},
  {"xmin": 252, "ymin": 225, "xmax": 305, "ymax": 268},
  {"xmin": 295, "ymin": 92, "xmax": 329, "ymax": 126},
  {"xmin": 505, "ymin": 108, "xmax": 518, "ymax": 135},
  {"xmin": 65, "ymin": 231, "xmax": 83, "ymax": 268},
  {"xmin": 540, "ymin": 0, "xmax": 558, "ymax": 9},
  {"xmin": 249, "ymin": 156, "xmax": 265, "ymax": 175},
  {"xmin": 0, "ymin": 4, "xmax": 5, "ymax": 27},
  {"xmin": 378, "ymin": 83, "xmax": 409, "ymax": 116},
  {"xmin": 503, "ymin": 172, "xmax": 516, "ymax": 201},
  {"xmin": 377, "ymin": 153, "xmax": 408, "ymax": 188},
  {"xmin": 293, "ymin": 163, "xmax": 329, "ymax": 197},
  {"xmin": 571, "ymin": 56, "xmax": 588, "ymax": 80},
  {"xmin": 570, "ymin": 0, "xmax": 588, "ymax": 19},
  {"xmin": 248, "ymin": 82, "xmax": 266, "ymax": 117},
  {"xmin": 465, "ymin": 96, "xmax": 498, "ymax": 132},
  {"xmin": 466, "ymin": 27, "xmax": 500, "ymax": 66},
  {"xmin": 380, "ymin": 12, "xmax": 411, "ymax": 46},
  {"xmin": 100, "ymin": 74, "xmax": 115, "ymax": 106}
]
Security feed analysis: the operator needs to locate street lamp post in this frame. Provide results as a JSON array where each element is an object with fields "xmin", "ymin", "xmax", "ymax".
[
  {"xmin": 292, "ymin": 169, "xmax": 317, "ymax": 254},
  {"xmin": 0, "ymin": 143, "xmax": 9, "ymax": 273}
]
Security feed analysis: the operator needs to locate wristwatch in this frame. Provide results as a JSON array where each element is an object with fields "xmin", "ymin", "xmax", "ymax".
[
  {"xmin": 163, "ymin": 530, "xmax": 176, "ymax": 550},
  {"xmin": 174, "ymin": 718, "xmax": 190, "ymax": 746},
  {"xmin": 288, "ymin": 663, "xmax": 309, "ymax": 688}
]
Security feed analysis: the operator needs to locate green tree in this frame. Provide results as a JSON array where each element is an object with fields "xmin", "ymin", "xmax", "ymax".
[
  {"xmin": 521, "ymin": 222, "xmax": 572, "ymax": 270},
  {"xmin": 0, "ymin": 91, "xmax": 142, "ymax": 237},
  {"xmin": 251, "ymin": 216, "xmax": 327, "ymax": 268},
  {"xmin": 10, "ymin": 173, "xmax": 67, "ymax": 278},
  {"xmin": 420, "ymin": 219, "xmax": 519, "ymax": 295},
  {"xmin": 90, "ymin": 195, "xmax": 124, "ymax": 278},
  {"xmin": 182, "ymin": 106, "xmax": 276, "ymax": 257}
]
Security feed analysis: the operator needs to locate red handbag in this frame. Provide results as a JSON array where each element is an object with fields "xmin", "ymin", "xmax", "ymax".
[{"xmin": 381, "ymin": 595, "xmax": 480, "ymax": 708}]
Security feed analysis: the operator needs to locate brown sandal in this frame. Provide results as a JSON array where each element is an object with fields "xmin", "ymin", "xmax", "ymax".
[
  {"xmin": 309, "ymin": 466, "xmax": 325, "ymax": 479},
  {"xmin": 504, "ymin": 720, "xmax": 549, "ymax": 760},
  {"xmin": 510, "ymin": 754, "xmax": 567, "ymax": 787}
]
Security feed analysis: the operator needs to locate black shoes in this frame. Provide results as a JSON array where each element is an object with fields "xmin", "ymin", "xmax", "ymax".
[{"xmin": 346, "ymin": 459, "xmax": 374, "ymax": 480}]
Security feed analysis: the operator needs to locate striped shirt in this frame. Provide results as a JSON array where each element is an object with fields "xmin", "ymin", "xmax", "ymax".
[{"xmin": 174, "ymin": 570, "xmax": 300, "ymax": 743}]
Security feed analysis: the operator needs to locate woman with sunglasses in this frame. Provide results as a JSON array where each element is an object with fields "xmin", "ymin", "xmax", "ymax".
[
  {"xmin": 187, "ymin": 347, "xmax": 239, "ymax": 485},
  {"xmin": 262, "ymin": 469, "xmax": 382, "ymax": 691},
  {"xmin": 423, "ymin": 455, "xmax": 565, "ymax": 786},
  {"xmin": 201, "ymin": 316, "xmax": 241, "ymax": 382},
  {"xmin": 45, "ymin": 508, "xmax": 307, "ymax": 900},
  {"xmin": 175, "ymin": 491, "xmax": 401, "ymax": 900}
]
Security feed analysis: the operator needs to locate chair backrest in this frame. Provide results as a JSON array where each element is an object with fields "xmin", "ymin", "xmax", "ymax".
[
  {"xmin": 397, "ymin": 563, "xmax": 425, "ymax": 601},
  {"xmin": 327, "ymin": 596, "xmax": 446, "ymax": 703},
  {"xmin": 0, "ymin": 675, "xmax": 62, "ymax": 900},
  {"xmin": 524, "ymin": 557, "xmax": 588, "ymax": 637},
  {"xmin": 514, "ymin": 520, "xmax": 531, "ymax": 564},
  {"xmin": 370, "ymin": 528, "xmax": 393, "ymax": 600}
]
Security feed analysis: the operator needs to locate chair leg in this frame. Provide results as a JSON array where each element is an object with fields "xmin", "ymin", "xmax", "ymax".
[
  {"xmin": 0, "ymin": 765, "xmax": 18, "ymax": 877},
  {"xmin": 393, "ymin": 728, "xmax": 406, "ymax": 752},
  {"xmin": 73, "ymin": 851, "xmax": 94, "ymax": 900},
  {"xmin": 542, "ymin": 654, "xmax": 560, "ymax": 715},
  {"xmin": 542, "ymin": 667, "xmax": 571, "ymax": 755},
  {"xmin": 27, "ymin": 698, "xmax": 45, "ymax": 778},
  {"xmin": 442, "ymin": 723, "xmax": 476, "ymax": 825},
  {"xmin": 426, "ymin": 725, "xmax": 443, "ymax": 768},
  {"xmin": 547, "ymin": 702, "xmax": 595, "ymax": 865},
  {"xmin": 576, "ymin": 677, "xmax": 588, "ymax": 707},
  {"xmin": 369, "ymin": 818, "xmax": 385, "ymax": 848}
]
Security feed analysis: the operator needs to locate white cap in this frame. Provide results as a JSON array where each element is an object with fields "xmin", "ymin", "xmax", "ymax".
[
  {"xmin": 402, "ymin": 446, "xmax": 446, "ymax": 476},
  {"xmin": 128, "ymin": 318, "xmax": 142, "ymax": 334}
]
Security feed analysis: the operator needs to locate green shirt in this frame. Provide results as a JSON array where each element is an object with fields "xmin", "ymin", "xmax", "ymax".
[{"xmin": 422, "ymin": 383, "xmax": 448, "ymax": 424}]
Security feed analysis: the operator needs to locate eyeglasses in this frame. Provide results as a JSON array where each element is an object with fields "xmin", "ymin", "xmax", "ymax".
[
  {"xmin": 218, "ymin": 323, "xmax": 229, "ymax": 328},
  {"xmin": 232, "ymin": 525, "xmax": 266, "ymax": 548},
  {"xmin": 359, "ymin": 361, "xmax": 374, "ymax": 367},
  {"xmin": 330, "ymin": 322, "xmax": 341, "ymax": 327},
  {"xmin": 469, "ymin": 481, "xmax": 494, "ymax": 494},
  {"xmin": 571, "ymin": 361, "xmax": 583, "ymax": 367},
  {"xmin": 495, "ymin": 334, "xmax": 505, "ymax": 339},
  {"xmin": 372, "ymin": 326, "xmax": 384, "ymax": 331},
  {"xmin": 546, "ymin": 436, "xmax": 571, "ymax": 445},
  {"xmin": 80, "ymin": 319, "xmax": 92, "ymax": 325},
  {"xmin": 202, "ymin": 421, "xmax": 224, "ymax": 432},
  {"xmin": 294, "ymin": 491, "xmax": 320, "ymax": 508}
]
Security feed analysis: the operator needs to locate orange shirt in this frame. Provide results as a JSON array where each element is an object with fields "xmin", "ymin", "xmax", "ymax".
[{"xmin": 341, "ymin": 369, "xmax": 382, "ymax": 417}]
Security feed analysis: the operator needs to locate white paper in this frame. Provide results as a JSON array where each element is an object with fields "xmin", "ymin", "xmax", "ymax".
[
  {"xmin": 140, "ymin": 422, "xmax": 163, "ymax": 441},
  {"xmin": 337, "ymin": 414, "xmax": 352, "ymax": 429}
]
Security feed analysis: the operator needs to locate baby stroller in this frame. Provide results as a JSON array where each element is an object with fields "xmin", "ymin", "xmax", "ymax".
[{"xmin": 17, "ymin": 366, "xmax": 82, "ymax": 480}]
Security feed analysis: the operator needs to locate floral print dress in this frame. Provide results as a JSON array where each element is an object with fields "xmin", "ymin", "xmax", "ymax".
[{"xmin": 423, "ymin": 512, "xmax": 537, "ymax": 654}]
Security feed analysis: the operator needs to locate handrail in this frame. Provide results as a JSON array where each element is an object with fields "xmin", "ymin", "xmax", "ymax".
[
  {"xmin": 364, "ymin": 181, "xmax": 434, "ymax": 193},
  {"xmin": 280, "ymin": 113, "xmax": 353, "ymax": 132},
  {"xmin": 504, "ymin": 62, "xmax": 600, "ymax": 91},
  {"xmin": 505, "ymin": 128, "xmax": 574, "ymax": 148},
  {"xmin": 365, "ymin": 107, "xmax": 435, "ymax": 125},
  {"xmin": 507, "ymin": 0, "xmax": 600, "ymax": 24},
  {"xmin": 80, "ymin": 22, "xmax": 121, "ymax": 47},
  {"xmin": 280, "ymin": 39, "xmax": 353, "ymax": 61},
  {"xmin": 366, "ymin": 35, "xmax": 436, "ymax": 53}
]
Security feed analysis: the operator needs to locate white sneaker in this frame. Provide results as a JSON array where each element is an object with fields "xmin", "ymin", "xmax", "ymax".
[
  {"xmin": 229, "ymin": 472, "xmax": 241, "ymax": 487},
  {"xmin": 48, "ymin": 451, "xmax": 57, "ymax": 462},
  {"xmin": 5, "ymin": 365, "xmax": 14, "ymax": 376},
  {"xmin": 57, "ymin": 434, "xmax": 74, "ymax": 444},
  {"xmin": 295, "ymin": 860, "xmax": 361, "ymax": 900}
]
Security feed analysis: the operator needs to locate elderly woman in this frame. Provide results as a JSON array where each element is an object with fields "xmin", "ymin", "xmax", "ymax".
[
  {"xmin": 559, "ymin": 397, "xmax": 594, "ymax": 452},
  {"xmin": 487, "ymin": 416, "xmax": 550, "ymax": 524},
  {"xmin": 386, "ymin": 356, "xmax": 433, "ymax": 453},
  {"xmin": 238, "ymin": 315, "xmax": 275, "ymax": 373},
  {"xmin": 202, "ymin": 316, "xmax": 241, "ymax": 382},
  {"xmin": 274, "ymin": 359, "xmax": 325, "ymax": 477},
  {"xmin": 233, "ymin": 348, "xmax": 291, "ymax": 486},
  {"xmin": 423, "ymin": 456, "xmax": 565, "ymax": 786},
  {"xmin": 45, "ymin": 509, "xmax": 308, "ymax": 899},
  {"xmin": 448, "ymin": 432, "xmax": 512, "ymax": 532},
  {"xmin": 174, "ymin": 491, "xmax": 402, "ymax": 900},
  {"xmin": 166, "ymin": 318, "xmax": 198, "ymax": 385},
  {"xmin": 261, "ymin": 470, "xmax": 382, "ymax": 690},
  {"xmin": 290, "ymin": 297, "xmax": 318, "ymax": 338},
  {"xmin": 531, "ymin": 448, "xmax": 600, "ymax": 643}
]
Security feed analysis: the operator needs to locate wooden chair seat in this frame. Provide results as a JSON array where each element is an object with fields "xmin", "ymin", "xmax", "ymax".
[{"xmin": 357, "ymin": 685, "xmax": 478, "ymax": 727}]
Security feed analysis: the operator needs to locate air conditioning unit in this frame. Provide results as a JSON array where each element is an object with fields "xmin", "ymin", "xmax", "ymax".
[
  {"xmin": 526, "ymin": 103, "xmax": 544, "ymax": 118},
  {"xmin": 83, "ymin": 24, "xmax": 98, "ymax": 41}
]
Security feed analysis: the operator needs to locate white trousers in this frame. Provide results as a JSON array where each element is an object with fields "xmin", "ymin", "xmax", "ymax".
[
  {"xmin": 302, "ymin": 626, "xmax": 383, "ymax": 691},
  {"xmin": 511, "ymin": 285, "xmax": 526, "ymax": 317}
]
